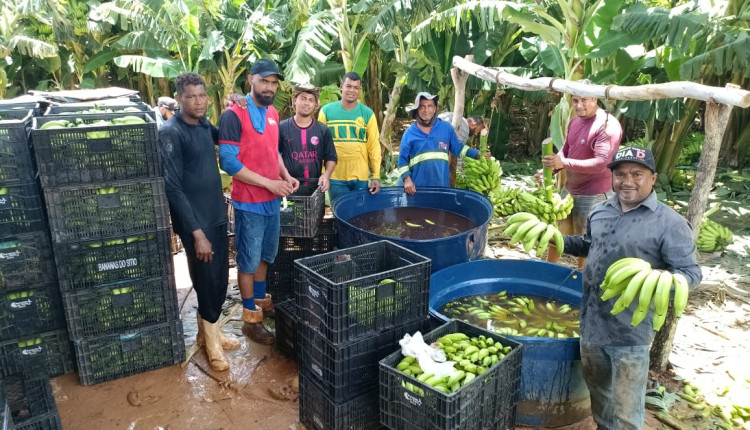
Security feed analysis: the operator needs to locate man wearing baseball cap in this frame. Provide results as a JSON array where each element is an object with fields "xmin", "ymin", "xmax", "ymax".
[
  {"xmin": 278, "ymin": 84, "xmax": 337, "ymax": 191},
  {"xmin": 560, "ymin": 146, "xmax": 701, "ymax": 429},
  {"xmin": 396, "ymin": 92, "xmax": 483, "ymax": 195},
  {"xmin": 154, "ymin": 96, "xmax": 177, "ymax": 128},
  {"xmin": 218, "ymin": 58, "xmax": 299, "ymax": 344}
]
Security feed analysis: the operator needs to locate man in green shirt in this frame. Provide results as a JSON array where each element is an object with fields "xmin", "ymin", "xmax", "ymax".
[{"xmin": 318, "ymin": 72, "xmax": 382, "ymax": 202}]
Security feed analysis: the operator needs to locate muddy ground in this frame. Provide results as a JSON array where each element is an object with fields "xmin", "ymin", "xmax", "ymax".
[{"xmin": 52, "ymin": 232, "xmax": 750, "ymax": 430}]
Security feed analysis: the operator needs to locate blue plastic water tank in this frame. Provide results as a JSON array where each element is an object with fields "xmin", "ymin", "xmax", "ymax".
[
  {"xmin": 332, "ymin": 187, "xmax": 492, "ymax": 273},
  {"xmin": 429, "ymin": 259, "xmax": 592, "ymax": 427}
]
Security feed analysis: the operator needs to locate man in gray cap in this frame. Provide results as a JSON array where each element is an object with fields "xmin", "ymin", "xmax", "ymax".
[
  {"xmin": 154, "ymin": 96, "xmax": 177, "ymax": 128},
  {"xmin": 560, "ymin": 146, "xmax": 701, "ymax": 430},
  {"xmin": 396, "ymin": 92, "xmax": 483, "ymax": 195}
]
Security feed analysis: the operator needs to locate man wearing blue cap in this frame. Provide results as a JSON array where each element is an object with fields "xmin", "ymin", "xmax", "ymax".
[
  {"xmin": 561, "ymin": 146, "xmax": 701, "ymax": 429},
  {"xmin": 218, "ymin": 59, "xmax": 299, "ymax": 344},
  {"xmin": 396, "ymin": 92, "xmax": 484, "ymax": 195}
]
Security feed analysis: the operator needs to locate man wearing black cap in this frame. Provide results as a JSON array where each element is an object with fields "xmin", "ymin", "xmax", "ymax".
[
  {"xmin": 561, "ymin": 147, "xmax": 701, "ymax": 429},
  {"xmin": 396, "ymin": 92, "xmax": 482, "ymax": 195},
  {"xmin": 218, "ymin": 59, "xmax": 299, "ymax": 344}
]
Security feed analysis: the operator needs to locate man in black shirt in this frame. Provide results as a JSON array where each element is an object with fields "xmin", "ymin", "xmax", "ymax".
[
  {"xmin": 279, "ymin": 84, "xmax": 337, "ymax": 191},
  {"xmin": 159, "ymin": 72, "xmax": 240, "ymax": 372}
]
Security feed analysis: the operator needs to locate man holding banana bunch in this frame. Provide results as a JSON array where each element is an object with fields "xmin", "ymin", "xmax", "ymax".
[{"xmin": 561, "ymin": 147, "xmax": 701, "ymax": 430}]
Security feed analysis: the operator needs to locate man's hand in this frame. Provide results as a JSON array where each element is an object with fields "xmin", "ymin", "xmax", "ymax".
[
  {"xmin": 403, "ymin": 176, "xmax": 416, "ymax": 195},
  {"xmin": 318, "ymin": 175, "xmax": 330, "ymax": 192},
  {"xmin": 534, "ymin": 169, "xmax": 544, "ymax": 185},
  {"xmin": 225, "ymin": 93, "xmax": 247, "ymax": 108},
  {"xmin": 193, "ymin": 229, "xmax": 213, "ymax": 263},
  {"xmin": 267, "ymin": 179, "xmax": 294, "ymax": 197},
  {"xmin": 369, "ymin": 178, "xmax": 381, "ymax": 195},
  {"xmin": 288, "ymin": 177, "xmax": 300, "ymax": 193},
  {"xmin": 542, "ymin": 154, "xmax": 564, "ymax": 170}
]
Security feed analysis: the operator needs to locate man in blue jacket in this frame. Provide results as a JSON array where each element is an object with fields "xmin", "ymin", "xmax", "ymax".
[{"xmin": 397, "ymin": 93, "xmax": 483, "ymax": 195}]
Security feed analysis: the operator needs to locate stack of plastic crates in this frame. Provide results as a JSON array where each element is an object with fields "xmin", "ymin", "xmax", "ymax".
[
  {"xmin": 1, "ymin": 105, "xmax": 67, "ymax": 429},
  {"xmin": 31, "ymin": 108, "xmax": 184, "ymax": 386},
  {"xmin": 293, "ymin": 241, "xmax": 432, "ymax": 430}
]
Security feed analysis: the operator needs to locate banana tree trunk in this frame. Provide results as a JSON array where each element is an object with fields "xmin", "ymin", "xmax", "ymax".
[
  {"xmin": 380, "ymin": 77, "xmax": 405, "ymax": 170},
  {"xmin": 450, "ymin": 57, "xmax": 471, "ymax": 187},
  {"xmin": 653, "ymin": 99, "xmax": 700, "ymax": 175},
  {"xmin": 651, "ymin": 94, "xmax": 736, "ymax": 372}
]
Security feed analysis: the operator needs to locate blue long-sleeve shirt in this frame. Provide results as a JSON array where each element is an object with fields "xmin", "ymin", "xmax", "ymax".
[
  {"xmin": 563, "ymin": 192, "xmax": 702, "ymax": 346},
  {"xmin": 397, "ymin": 119, "xmax": 479, "ymax": 187}
]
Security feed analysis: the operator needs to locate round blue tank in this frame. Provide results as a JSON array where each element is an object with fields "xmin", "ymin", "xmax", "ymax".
[
  {"xmin": 430, "ymin": 259, "xmax": 592, "ymax": 427},
  {"xmin": 332, "ymin": 187, "xmax": 492, "ymax": 273}
]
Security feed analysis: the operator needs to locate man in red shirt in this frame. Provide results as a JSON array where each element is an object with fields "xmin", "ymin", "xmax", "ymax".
[{"xmin": 541, "ymin": 84, "xmax": 623, "ymax": 268}]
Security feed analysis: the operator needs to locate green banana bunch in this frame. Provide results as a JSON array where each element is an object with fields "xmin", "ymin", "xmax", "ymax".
[
  {"xmin": 462, "ymin": 156, "xmax": 502, "ymax": 195},
  {"xmin": 488, "ymin": 187, "xmax": 521, "ymax": 217},
  {"xmin": 396, "ymin": 332, "xmax": 513, "ymax": 395},
  {"xmin": 502, "ymin": 212, "xmax": 564, "ymax": 257},
  {"xmin": 696, "ymin": 218, "xmax": 733, "ymax": 253},
  {"xmin": 600, "ymin": 258, "xmax": 690, "ymax": 330}
]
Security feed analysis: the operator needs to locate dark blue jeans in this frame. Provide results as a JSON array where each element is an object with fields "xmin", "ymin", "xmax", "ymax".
[{"xmin": 580, "ymin": 343, "xmax": 649, "ymax": 430}]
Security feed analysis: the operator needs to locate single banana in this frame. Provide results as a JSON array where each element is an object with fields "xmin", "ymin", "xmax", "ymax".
[
  {"xmin": 602, "ymin": 258, "xmax": 649, "ymax": 290},
  {"xmin": 672, "ymin": 273, "xmax": 689, "ymax": 317},
  {"xmin": 523, "ymin": 222, "xmax": 548, "ymax": 253},
  {"xmin": 652, "ymin": 270, "xmax": 674, "ymax": 318},
  {"xmin": 536, "ymin": 224, "xmax": 558, "ymax": 256},
  {"xmin": 552, "ymin": 230, "xmax": 565, "ymax": 257},
  {"xmin": 606, "ymin": 260, "xmax": 652, "ymax": 292},
  {"xmin": 506, "ymin": 212, "xmax": 538, "ymax": 225}
]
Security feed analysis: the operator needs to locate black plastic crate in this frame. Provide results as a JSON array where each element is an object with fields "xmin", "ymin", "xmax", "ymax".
[
  {"xmin": 379, "ymin": 320, "xmax": 523, "ymax": 430},
  {"xmin": 74, "ymin": 320, "xmax": 185, "ymax": 386},
  {"xmin": 0, "ymin": 285, "xmax": 65, "ymax": 341},
  {"xmin": 1, "ymin": 375, "xmax": 55, "ymax": 428},
  {"xmin": 44, "ymin": 102, "xmax": 154, "ymax": 119},
  {"xmin": 280, "ymin": 182, "xmax": 325, "ymax": 238},
  {"xmin": 295, "ymin": 240, "xmax": 430, "ymax": 345},
  {"xmin": 13, "ymin": 409, "xmax": 61, "ymax": 430},
  {"xmin": 43, "ymin": 177, "xmax": 170, "ymax": 243},
  {"xmin": 275, "ymin": 299, "xmax": 299, "ymax": 361},
  {"xmin": 269, "ymin": 217, "xmax": 337, "ymax": 302},
  {"xmin": 0, "ymin": 110, "xmax": 35, "ymax": 184},
  {"xmin": 63, "ymin": 276, "xmax": 179, "ymax": 339},
  {"xmin": 0, "ymin": 330, "xmax": 74, "ymax": 379},
  {"xmin": 299, "ymin": 318, "xmax": 429, "ymax": 403},
  {"xmin": 0, "ymin": 232, "xmax": 56, "ymax": 292},
  {"xmin": 299, "ymin": 373, "xmax": 384, "ymax": 430},
  {"xmin": 54, "ymin": 229, "xmax": 173, "ymax": 293},
  {"xmin": 0, "ymin": 181, "xmax": 45, "ymax": 239},
  {"xmin": 31, "ymin": 112, "xmax": 160, "ymax": 187},
  {"xmin": 0, "ymin": 103, "xmax": 40, "ymax": 117}
]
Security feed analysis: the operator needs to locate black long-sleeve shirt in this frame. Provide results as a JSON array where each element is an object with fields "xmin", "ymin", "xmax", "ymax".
[
  {"xmin": 158, "ymin": 111, "xmax": 226, "ymax": 237},
  {"xmin": 564, "ymin": 192, "xmax": 702, "ymax": 346}
]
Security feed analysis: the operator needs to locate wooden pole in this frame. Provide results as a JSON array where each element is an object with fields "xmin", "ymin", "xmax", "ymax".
[
  {"xmin": 452, "ymin": 56, "xmax": 750, "ymax": 108},
  {"xmin": 449, "ymin": 55, "xmax": 472, "ymax": 187}
]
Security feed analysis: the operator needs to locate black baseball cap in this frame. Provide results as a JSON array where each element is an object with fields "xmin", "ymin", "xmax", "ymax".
[
  {"xmin": 607, "ymin": 147, "xmax": 656, "ymax": 172},
  {"xmin": 250, "ymin": 59, "xmax": 284, "ymax": 80}
]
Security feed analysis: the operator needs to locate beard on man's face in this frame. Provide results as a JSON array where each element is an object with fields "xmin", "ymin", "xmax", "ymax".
[{"xmin": 253, "ymin": 88, "xmax": 276, "ymax": 107}]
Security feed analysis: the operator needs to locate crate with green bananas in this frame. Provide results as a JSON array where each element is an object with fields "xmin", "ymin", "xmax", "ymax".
[
  {"xmin": 62, "ymin": 276, "xmax": 179, "ymax": 339},
  {"xmin": 0, "ymin": 285, "xmax": 66, "ymax": 342},
  {"xmin": 599, "ymin": 257, "xmax": 690, "ymax": 330},
  {"xmin": 0, "ymin": 109, "xmax": 36, "ymax": 184},
  {"xmin": 73, "ymin": 319, "xmax": 185, "ymax": 386},
  {"xmin": 52, "ymin": 229, "xmax": 173, "ymax": 293},
  {"xmin": 31, "ymin": 112, "xmax": 159, "ymax": 187},
  {"xmin": 0, "ymin": 182, "xmax": 46, "ymax": 239},
  {"xmin": 0, "ymin": 329, "xmax": 75, "ymax": 379},
  {"xmin": 379, "ymin": 320, "xmax": 522, "ymax": 430},
  {"xmin": 295, "ymin": 240, "xmax": 430, "ymax": 345},
  {"xmin": 0, "ymin": 232, "xmax": 56, "ymax": 292},
  {"xmin": 42, "ymin": 178, "xmax": 170, "ymax": 244}
]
